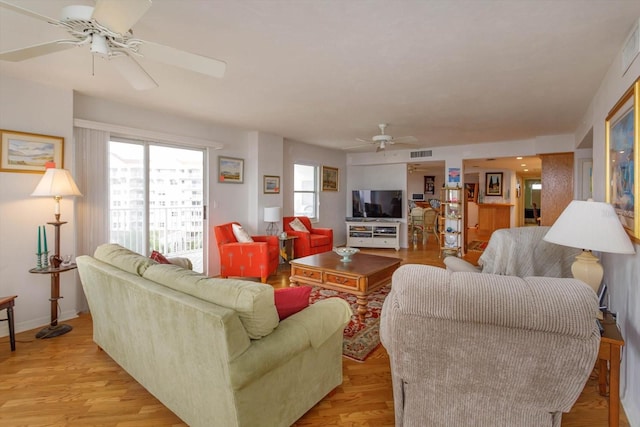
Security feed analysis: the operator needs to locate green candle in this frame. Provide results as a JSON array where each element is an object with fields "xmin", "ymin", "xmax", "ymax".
[
  {"xmin": 43, "ymin": 225, "xmax": 48, "ymax": 253},
  {"xmin": 37, "ymin": 225, "xmax": 41, "ymax": 254}
]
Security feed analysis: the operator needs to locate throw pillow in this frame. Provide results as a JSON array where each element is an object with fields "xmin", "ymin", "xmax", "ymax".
[
  {"xmin": 150, "ymin": 250, "xmax": 171, "ymax": 264},
  {"xmin": 232, "ymin": 223, "xmax": 254, "ymax": 242},
  {"xmin": 289, "ymin": 217, "xmax": 309, "ymax": 232},
  {"xmin": 274, "ymin": 286, "xmax": 312, "ymax": 320}
]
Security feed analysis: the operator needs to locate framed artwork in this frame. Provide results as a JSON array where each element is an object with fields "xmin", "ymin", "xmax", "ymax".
[
  {"xmin": 218, "ymin": 156, "xmax": 244, "ymax": 184},
  {"xmin": 485, "ymin": 172, "xmax": 503, "ymax": 196},
  {"xmin": 424, "ymin": 176, "xmax": 435, "ymax": 195},
  {"xmin": 322, "ymin": 166, "xmax": 339, "ymax": 191},
  {"xmin": 605, "ymin": 77, "xmax": 639, "ymax": 241},
  {"xmin": 0, "ymin": 130, "xmax": 64, "ymax": 174},
  {"xmin": 448, "ymin": 167, "xmax": 460, "ymax": 183},
  {"xmin": 263, "ymin": 175, "xmax": 280, "ymax": 194},
  {"xmin": 465, "ymin": 183, "xmax": 478, "ymax": 202}
]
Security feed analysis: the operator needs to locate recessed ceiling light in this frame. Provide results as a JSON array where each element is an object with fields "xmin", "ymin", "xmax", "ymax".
[
  {"xmin": 521, "ymin": 163, "xmax": 526, "ymax": 167},
  {"xmin": 524, "ymin": 169, "xmax": 529, "ymax": 172},
  {"xmin": 516, "ymin": 156, "xmax": 523, "ymax": 160}
]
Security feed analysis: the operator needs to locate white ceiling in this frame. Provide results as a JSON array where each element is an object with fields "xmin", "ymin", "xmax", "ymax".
[{"xmin": 1, "ymin": 0, "xmax": 640, "ymax": 154}]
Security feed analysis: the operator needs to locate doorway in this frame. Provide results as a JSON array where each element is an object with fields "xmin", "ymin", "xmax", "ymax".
[{"xmin": 523, "ymin": 178, "xmax": 541, "ymax": 225}]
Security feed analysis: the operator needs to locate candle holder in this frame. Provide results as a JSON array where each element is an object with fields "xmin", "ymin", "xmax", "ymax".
[
  {"xmin": 36, "ymin": 252, "xmax": 43, "ymax": 270},
  {"xmin": 42, "ymin": 251, "xmax": 49, "ymax": 269}
]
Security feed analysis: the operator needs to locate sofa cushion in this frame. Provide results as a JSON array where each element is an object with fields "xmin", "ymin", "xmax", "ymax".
[
  {"xmin": 232, "ymin": 223, "xmax": 254, "ymax": 243},
  {"xmin": 289, "ymin": 217, "xmax": 309, "ymax": 232},
  {"xmin": 274, "ymin": 286, "xmax": 312, "ymax": 320},
  {"xmin": 94, "ymin": 243, "xmax": 156, "ymax": 276},
  {"xmin": 143, "ymin": 264, "xmax": 279, "ymax": 339}
]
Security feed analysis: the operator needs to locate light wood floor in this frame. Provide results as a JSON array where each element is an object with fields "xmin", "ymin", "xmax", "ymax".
[{"xmin": 0, "ymin": 232, "xmax": 628, "ymax": 426}]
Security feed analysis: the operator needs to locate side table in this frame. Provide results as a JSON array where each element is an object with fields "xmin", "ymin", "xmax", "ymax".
[
  {"xmin": 0, "ymin": 295, "xmax": 18, "ymax": 351},
  {"xmin": 278, "ymin": 235, "xmax": 297, "ymax": 264},
  {"xmin": 598, "ymin": 312, "xmax": 625, "ymax": 427},
  {"xmin": 29, "ymin": 263, "xmax": 77, "ymax": 338}
]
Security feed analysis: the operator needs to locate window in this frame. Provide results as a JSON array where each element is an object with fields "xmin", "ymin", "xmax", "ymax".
[{"xmin": 294, "ymin": 164, "xmax": 318, "ymax": 219}]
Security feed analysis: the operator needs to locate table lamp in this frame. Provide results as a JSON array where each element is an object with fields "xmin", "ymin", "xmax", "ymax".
[
  {"xmin": 543, "ymin": 199, "xmax": 635, "ymax": 294},
  {"xmin": 31, "ymin": 168, "xmax": 82, "ymax": 222},
  {"xmin": 264, "ymin": 207, "xmax": 281, "ymax": 236}
]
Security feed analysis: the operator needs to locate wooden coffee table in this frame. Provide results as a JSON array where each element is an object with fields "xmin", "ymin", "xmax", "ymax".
[{"xmin": 289, "ymin": 251, "xmax": 401, "ymax": 321}]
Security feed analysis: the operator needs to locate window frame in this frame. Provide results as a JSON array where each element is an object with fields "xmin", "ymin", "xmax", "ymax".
[{"xmin": 293, "ymin": 163, "xmax": 319, "ymax": 221}]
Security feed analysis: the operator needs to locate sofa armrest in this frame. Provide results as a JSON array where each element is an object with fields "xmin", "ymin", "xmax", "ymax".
[
  {"xmin": 167, "ymin": 257, "xmax": 193, "ymax": 270},
  {"xmin": 229, "ymin": 297, "xmax": 351, "ymax": 390},
  {"xmin": 443, "ymin": 256, "xmax": 480, "ymax": 273},
  {"xmin": 310, "ymin": 227, "xmax": 332, "ymax": 238}
]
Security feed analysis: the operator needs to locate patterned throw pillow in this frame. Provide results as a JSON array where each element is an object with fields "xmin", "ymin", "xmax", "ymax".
[
  {"xmin": 274, "ymin": 286, "xmax": 312, "ymax": 320},
  {"xmin": 232, "ymin": 223, "xmax": 254, "ymax": 243},
  {"xmin": 289, "ymin": 217, "xmax": 309, "ymax": 232},
  {"xmin": 150, "ymin": 250, "xmax": 171, "ymax": 264}
]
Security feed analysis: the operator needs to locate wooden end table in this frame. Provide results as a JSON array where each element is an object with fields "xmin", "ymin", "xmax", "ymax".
[
  {"xmin": 598, "ymin": 312, "xmax": 624, "ymax": 427},
  {"xmin": 0, "ymin": 295, "xmax": 17, "ymax": 351},
  {"xmin": 289, "ymin": 251, "xmax": 401, "ymax": 321}
]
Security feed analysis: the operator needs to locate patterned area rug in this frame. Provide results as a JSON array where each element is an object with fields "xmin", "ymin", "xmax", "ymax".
[
  {"xmin": 468, "ymin": 240, "xmax": 488, "ymax": 252},
  {"xmin": 309, "ymin": 284, "xmax": 391, "ymax": 362}
]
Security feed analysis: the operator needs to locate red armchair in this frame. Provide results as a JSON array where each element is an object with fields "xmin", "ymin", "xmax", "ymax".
[
  {"xmin": 214, "ymin": 222, "xmax": 279, "ymax": 283},
  {"xmin": 283, "ymin": 216, "xmax": 333, "ymax": 258}
]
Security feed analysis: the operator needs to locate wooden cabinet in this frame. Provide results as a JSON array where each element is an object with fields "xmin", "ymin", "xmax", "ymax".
[{"xmin": 477, "ymin": 204, "xmax": 512, "ymax": 233}]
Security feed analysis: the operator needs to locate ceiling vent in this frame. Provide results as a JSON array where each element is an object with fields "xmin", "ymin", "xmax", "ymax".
[{"xmin": 410, "ymin": 150, "xmax": 433, "ymax": 158}]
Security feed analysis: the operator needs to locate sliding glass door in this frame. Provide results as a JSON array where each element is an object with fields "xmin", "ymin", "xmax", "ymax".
[{"xmin": 109, "ymin": 140, "xmax": 206, "ymax": 272}]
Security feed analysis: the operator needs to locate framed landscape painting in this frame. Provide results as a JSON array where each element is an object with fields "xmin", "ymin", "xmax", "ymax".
[
  {"xmin": 218, "ymin": 156, "xmax": 244, "ymax": 184},
  {"xmin": 0, "ymin": 130, "xmax": 64, "ymax": 173},
  {"xmin": 322, "ymin": 166, "xmax": 339, "ymax": 191},
  {"xmin": 263, "ymin": 175, "xmax": 280, "ymax": 194},
  {"xmin": 606, "ymin": 77, "xmax": 639, "ymax": 241},
  {"xmin": 485, "ymin": 172, "xmax": 503, "ymax": 196}
]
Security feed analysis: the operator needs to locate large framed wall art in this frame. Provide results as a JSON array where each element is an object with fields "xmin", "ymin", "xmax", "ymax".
[{"xmin": 605, "ymin": 77, "xmax": 639, "ymax": 241}]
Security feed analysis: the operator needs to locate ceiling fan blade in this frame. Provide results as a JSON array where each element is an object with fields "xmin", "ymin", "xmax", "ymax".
[
  {"xmin": 392, "ymin": 136, "xmax": 418, "ymax": 144},
  {"xmin": 0, "ymin": 41, "xmax": 74, "ymax": 61},
  {"xmin": 110, "ymin": 54, "xmax": 158, "ymax": 90},
  {"xmin": 0, "ymin": 0, "xmax": 57, "ymax": 23},
  {"xmin": 343, "ymin": 143, "xmax": 375, "ymax": 150},
  {"xmin": 140, "ymin": 41, "xmax": 227, "ymax": 78},
  {"xmin": 355, "ymin": 138, "xmax": 373, "ymax": 143},
  {"xmin": 376, "ymin": 145, "xmax": 384, "ymax": 153},
  {"xmin": 92, "ymin": 0, "xmax": 151, "ymax": 34}
]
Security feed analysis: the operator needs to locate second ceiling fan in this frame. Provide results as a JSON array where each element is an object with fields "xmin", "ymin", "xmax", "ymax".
[{"xmin": 349, "ymin": 124, "xmax": 418, "ymax": 152}]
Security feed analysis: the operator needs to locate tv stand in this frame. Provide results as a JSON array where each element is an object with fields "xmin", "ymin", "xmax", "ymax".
[{"xmin": 346, "ymin": 221, "xmax": 400, "ymax": 250}]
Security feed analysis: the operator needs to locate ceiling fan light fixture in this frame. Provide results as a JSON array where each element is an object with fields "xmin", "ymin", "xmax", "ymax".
[{"xmin": 90, "ymin": 34, "xmax": 109, "ymax": 57}]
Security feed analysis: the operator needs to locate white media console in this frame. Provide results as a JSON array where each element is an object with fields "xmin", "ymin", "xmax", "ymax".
[{"xmin": 346, "ymin": 221, "xmax": 400, "ymax": 250}]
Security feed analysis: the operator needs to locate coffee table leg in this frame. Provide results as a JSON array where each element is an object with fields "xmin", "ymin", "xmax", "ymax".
[{"xmin": 356, "ymin": 296, "xmax": 368, "ymax": 322}]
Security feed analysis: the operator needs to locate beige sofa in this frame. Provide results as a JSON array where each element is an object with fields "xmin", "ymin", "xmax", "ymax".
[
  {"xmin": 381, "ymin": 264, "xmax": 600, "ymax": 427},
  {"xmin": 76, "ymin": 244, "xmax": 352, "ymax": 427}
]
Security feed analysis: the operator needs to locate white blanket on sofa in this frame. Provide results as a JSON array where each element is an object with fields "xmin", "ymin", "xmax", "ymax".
[{"xmin": 478, "ymin": 226, "xmax": 581, "ymax": 278}]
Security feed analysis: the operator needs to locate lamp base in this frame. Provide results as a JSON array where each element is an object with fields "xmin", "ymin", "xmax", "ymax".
[
  {"xmin": 36, "ymin": 324, "xmax": 72, "ymax": 339},
  {"xmin": 571, "ymin": 250, "xmax": 604, "ymax": 294},
  {"xmin": 266, "ymin": 222, "xmax": 278, "ymax": 236}
]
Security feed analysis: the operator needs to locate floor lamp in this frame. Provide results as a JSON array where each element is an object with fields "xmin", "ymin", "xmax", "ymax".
[
  {"xmin": 543, "ymin": 199, "xmax": 635, "ymax": 298},
  {"xmin": 31, "ymin": 167, "xmax": 82, "ymax": 338}
]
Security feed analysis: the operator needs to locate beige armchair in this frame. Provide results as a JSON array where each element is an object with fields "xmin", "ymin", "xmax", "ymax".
[
  {"xmin": 444, "ymin": 226, "xmax": 581, "ymax": 278},
  {"xmin": 380, "ymin": 264, "xmax": 600, "ymax": 427}
]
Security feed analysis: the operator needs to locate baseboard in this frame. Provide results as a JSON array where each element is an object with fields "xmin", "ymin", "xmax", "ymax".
[{"xmin": 0, "ymin": 309, "xmax": 79, "ymax": 338}]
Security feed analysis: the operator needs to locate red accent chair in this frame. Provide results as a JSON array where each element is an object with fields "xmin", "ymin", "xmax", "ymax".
[
  {"xmin": 282, "ymin": 216, "xmax": 333, "ymax": 258},
  {"xmin": 214, "ymin": 222, "xmax": 279, "ymax": 283}
]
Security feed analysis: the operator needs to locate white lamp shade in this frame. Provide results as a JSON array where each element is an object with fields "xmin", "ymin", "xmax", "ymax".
[
  {"xmin": 543, "ymin": 200, "xmax": 635, "ymax": 254},
  {"xmin": 31, "ymin": 168, "xmax": 82, "ymax": 197},
  {"xmin": 264, "ymin": 206, "xmax": 281, "ymax": 223}
]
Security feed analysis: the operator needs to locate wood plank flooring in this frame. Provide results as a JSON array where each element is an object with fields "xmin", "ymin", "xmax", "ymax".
[{"xmin": 0, "ymin": 233, "xmax": 629, "ymax": 426}]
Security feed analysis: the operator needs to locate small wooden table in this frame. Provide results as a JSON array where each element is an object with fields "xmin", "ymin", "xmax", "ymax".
[
  {"xmin": 598, "ymin": 312, "xmax": 625, "ymax": 427},
  {"xmin": 0, "ymin": 295, "xmax": 17, "ymax": 351},
  {"xmin": 289, "ymin": 251, "xmax": 401, "ymax": 321},
  {"xmin": 278, "ymin": 235, "xmax": 297, "ymax": 264}
]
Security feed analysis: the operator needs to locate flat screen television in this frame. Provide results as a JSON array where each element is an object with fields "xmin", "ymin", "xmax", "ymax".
[{"xmin": 352, "ymin": 190, "xmax": 403, "ymax": 219}]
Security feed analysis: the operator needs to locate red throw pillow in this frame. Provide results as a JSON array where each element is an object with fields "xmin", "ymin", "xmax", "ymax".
[
  {"xmin": 274, "ymin": 286, "xmax": 312, "ymax": 320},
  {"xmin": 150, "ymin": 250, "xmax": 171, "ymax": 264}
]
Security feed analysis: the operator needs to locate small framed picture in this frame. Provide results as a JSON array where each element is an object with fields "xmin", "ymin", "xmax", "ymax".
[
  {"xmin": 424, "ymin": 176, "xmax": 435, "ymax": 195},
  {"xmin": 322, "ymin": 166, "xmax": 339, "ymax": 191},
  {"xmin": 465, "ymin": 183, "xmax": 478, "ymax": 202},
  {"xmin": 0, "ymin": 129, "xmax": 64, "ymax": 174},
  {"xmin": 485, "ymin": 172, "xmax": 503, "ymax": 196},
  {"xmin": 264, "ymin": 175, "xmax": 280, "ymax": 194},
  {"xmin": 218, "ymin": 156, "xmax": 244, "ymax": 184}
]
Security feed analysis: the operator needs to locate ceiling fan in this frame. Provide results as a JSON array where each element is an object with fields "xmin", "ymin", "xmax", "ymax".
[
  {"xmin": 348, "ymin": 124, "xmax": 418, "ymax": 152},
  {"xmin": 0, "ymin": 0, "xmax": 226, "ymax": 90}
]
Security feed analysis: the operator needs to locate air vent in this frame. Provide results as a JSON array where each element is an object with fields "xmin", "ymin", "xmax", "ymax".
[{"xmin": 410, "ymin": 150, "xmax": 433, "ymax": 158}]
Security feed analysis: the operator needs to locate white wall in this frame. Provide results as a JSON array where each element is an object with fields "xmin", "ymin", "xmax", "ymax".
[
  {"xmin": 283, "ymin": 139, "xmax": 347, "ymax": 245},
  {"xmin": 578, "ymin": 31, "xmax": 640, "ymax": 424},
  {"xmin": 0, "ymin": 76, "xmax": 78, "ymax": 335}
]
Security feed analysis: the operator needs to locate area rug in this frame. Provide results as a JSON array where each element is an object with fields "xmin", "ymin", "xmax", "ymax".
[
  {"xmin": 309, "ymin": 284, "xmax": 391, "ymax": 362},
  {"xmin": 468, "ymin": 240, "xmax": 488, "ymax": 252}
]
